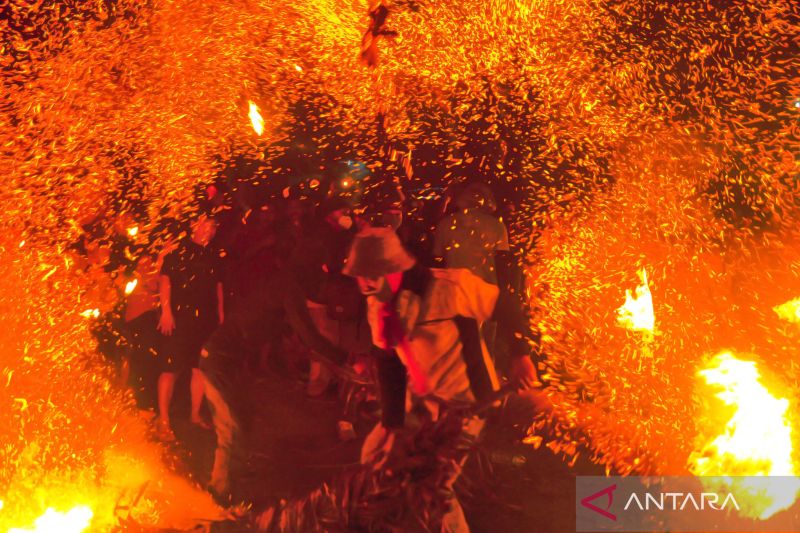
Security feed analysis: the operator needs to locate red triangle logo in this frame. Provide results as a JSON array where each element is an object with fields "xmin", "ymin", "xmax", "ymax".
[{"xmin": 580, "ymin": 484, "xmax": 617, "ymax": 521}]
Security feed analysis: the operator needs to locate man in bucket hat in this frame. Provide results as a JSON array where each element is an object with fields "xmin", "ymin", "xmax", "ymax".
[{"xmin": 343, "ymin": 226, "xmax": 501, "ymax": 532}]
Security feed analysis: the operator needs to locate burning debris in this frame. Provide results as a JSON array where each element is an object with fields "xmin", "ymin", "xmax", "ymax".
[
  {"xmin": 689, "ymin": 352, "xmax": 800, "ymax": 519},
  {"xmin": 616, "ymin": 268, "xmax": 655, "ymax": 334},
  {"xmin": 6, "ymin": 506, "xmax": 93, "ymax": 533},
  {"xmin": 774, "ymin": 297, "xmax": 800, "ymax": 325},
  {"xmin": 249, "ymin": 101, "xmax": 266, "ymax": 137}
]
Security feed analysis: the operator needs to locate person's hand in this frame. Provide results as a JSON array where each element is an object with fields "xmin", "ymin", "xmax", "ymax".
[
  {"xmin": 158, "ymin": 310, "xmax": 175, "ymax": 335},
  {"xmin": 510, "ymin": 356, "xmax": 540, "ymax": 391}
]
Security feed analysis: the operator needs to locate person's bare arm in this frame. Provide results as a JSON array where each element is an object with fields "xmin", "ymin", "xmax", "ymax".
[
  {"xmin": 158, "ymin": 274, "xmax": 175, "ymax": 335},
  {"xmin": 510, "ymin": 356, "xmax": 540, "ymax": 390}
]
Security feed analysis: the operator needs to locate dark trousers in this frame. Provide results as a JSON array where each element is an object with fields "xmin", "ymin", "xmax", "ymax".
[
  {"xmin": 200, "ymin": 313, "xmax": 278, "ymax": 495},
  {"xmin": 199, "ymin": 272, "xmax": 350, "ymax": 495}
]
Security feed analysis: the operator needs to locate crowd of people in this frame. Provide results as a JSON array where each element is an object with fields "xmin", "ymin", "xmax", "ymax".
[{"xmin": 75, "ymin": 176, "xmax": 541, "ymax": 531}]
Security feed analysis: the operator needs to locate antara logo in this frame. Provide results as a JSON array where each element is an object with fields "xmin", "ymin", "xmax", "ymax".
[
  {"xmin": 581, "ymin": 484, "xmax": 618, "ymax": 521},
  {"xmin": 624, "ymin": 492, "xmax": 740, "ymax": 512}
]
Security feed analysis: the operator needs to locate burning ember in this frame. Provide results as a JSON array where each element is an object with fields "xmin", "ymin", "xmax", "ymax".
[
  {"xmin": 124, "ymin": 278, "xmax": 138, "ymax": 295},
  {"xmin": 774, "ymin": 297, "xmax": 800, "ymax": 324},
  {"xmin": 7, "ymin": 506, "xmax": 93, "ymax": 533},
  {"xmin": 79, "ymin": 308, "xmax": 101, "ymax": 319},
  {"xmin": 616, "ymin": 268, "xmax": 655, "ymax": 333},
  {"xmin": 248, "ymin": 100, "xmax": 265, "ymax": 136},
  {"xmin": 689, "ymin": 351, "xmax": 800, "ymax": 519}
]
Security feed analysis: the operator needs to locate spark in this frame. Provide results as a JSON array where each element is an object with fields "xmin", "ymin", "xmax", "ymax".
[{"xmin": 248, "ymin": 101, "xmax": 265, "ymax": 136}]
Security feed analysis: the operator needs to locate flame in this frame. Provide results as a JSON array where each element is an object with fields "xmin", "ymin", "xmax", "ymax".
[
  {"xmin": 79, "ymin": 308, "xmax": 100, "ymax": 319},
  {"xmin": 124, "ymin": 278, "xmax": 138, "ymax": 295},
  {"xmin": 774, "ymin": 297, "xmax": 800, "ymax": 324},
  {"xmin": 689, "ymin": 352, "xmax": 800, "ymax": 519},
  {"xmin": 616, "ymin": 268, "xmax": 655, "ymax": 333},
  {"xmin": 8, "ymin": 506, "xmax": 93, "ymax": 533},
  {"xmin": 248, "ymin": 101, "xmax": 265, "ymax": 136},
  {"xmin": 127, "ymin": 226, "xmax": 138, "ymax": 237}
]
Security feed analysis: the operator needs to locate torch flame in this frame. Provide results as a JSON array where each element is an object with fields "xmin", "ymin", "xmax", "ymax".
[
  {"xmin": 248, "ymin": 101, "xmax": 265, "ymax": 136},
  {"xmin": 689, "ymin": 351, "xmax": 800, "ymax": 519},
  {"xmin": 8, "ymin": 506, "xmax": 93, "ymax": 533},
  {"xmin": 773, "ymin": 297, "xmax": 800, "ymax": 324},
  {"xmin": 616, "ymin": 268, "xmax": 655, "ymax": 332}
]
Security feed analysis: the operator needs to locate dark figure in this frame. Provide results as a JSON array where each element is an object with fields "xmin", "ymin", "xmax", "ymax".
[
  {"xmin": 156, "ymin": 215, "xmax": 224, "ymax": 440},
  {"xmin": 122, "ymin": 253, "xmax": 163, "ymax": 410},
  {"xmin": 359, "ymin": 2, "xmax": 398, "ymax": 68},
  {"xmin": 433, "ymin": 182, "xmax": 539, "ymax": 386},
  {"xmin": 290, "ymin": 197, "xmax": 370, "ymax": 396},
  {"xmin": 200, "ymin": 269, "xmax": 357, "ymax": 498}
]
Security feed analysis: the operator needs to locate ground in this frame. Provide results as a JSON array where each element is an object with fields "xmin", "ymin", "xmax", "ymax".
[{"xmin": 163, "ymin": 361, "xmax": 602, "ymax": 532}]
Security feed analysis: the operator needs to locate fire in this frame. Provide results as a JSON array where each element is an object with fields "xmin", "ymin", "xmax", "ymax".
[
  {"xmin": 79, "ymin": 308, "xmax": 100, "ymax": 319},
  {"xmin": 248, "ymin": 100, "xmax": 265, "ymax": 136},
  {"xmin": 774, "ymin": 297, "xmax": 800, "ymax": 324},
  {"xmin": 8, "ymin": 506, "xmax": 93, "ymax": 533},
  {"xmin": 689, "ymin": 352, "xmax": 800, "ymax": 519},
  {"xmin": 126, "ymin": 226, "xmax": 138, "ymax": 237},
  {"xmin": 616, "ymin": 268, "xmax": 655, "ymax": 333},
  {"xmin": 124, "ymin": 278, "xmax": 138, "ymax": 295}
]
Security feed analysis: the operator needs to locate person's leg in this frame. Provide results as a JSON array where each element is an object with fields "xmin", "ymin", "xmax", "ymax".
[
  {"xmin": 202, "ymin": 363, "xmax": 239, "ymax": 496},
  {"xmin": 440, "ymin": 414, "xmax": 485, "ymax": 533},
  {"xmin": 156, "ymin": 371, "xmax": 177, "ymax": 440},
  {"xmin": 307, "ymin": 361, "xmax": 331, "ymax": 396},
  {"xmin": 190, "ymin": 367, "xmax": 210, "ymax": 428},
  {"xmin": 138, "ymin": 311, "xmax": 162, "ymax": 411},
  {"xmin": 156, "ymin": 325, "xmax": 184, "ymax": 440},
  {"xmin": 123, "ymin": 317, "xmax": 145, "ymax": 406},
  {"xmin": 305, "ymin": 302, "xmax": 337, "ymax": 396},
  {"xmin": 200, "ymin": 321, "xmax": 262, "ymax": 497}
]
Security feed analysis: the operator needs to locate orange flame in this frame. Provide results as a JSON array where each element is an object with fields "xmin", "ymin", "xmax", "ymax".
[
  {"xmin": 7, "ymin": 506, "xmax": 93, "ymax": 533},
  {"xmin": 248, "ymin": 101, "xmax": 265, "ymax": 136},
  {"xmin": 773, "ymin": 297, "xmax": 800, "ymax": 324},
  {"xmin": 689, "ymin": 352, "xmax": 800, "ymax": 519},
  {"xmin": 616, "ymin": 268, "xmax": 655, "ymax": 333}
]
